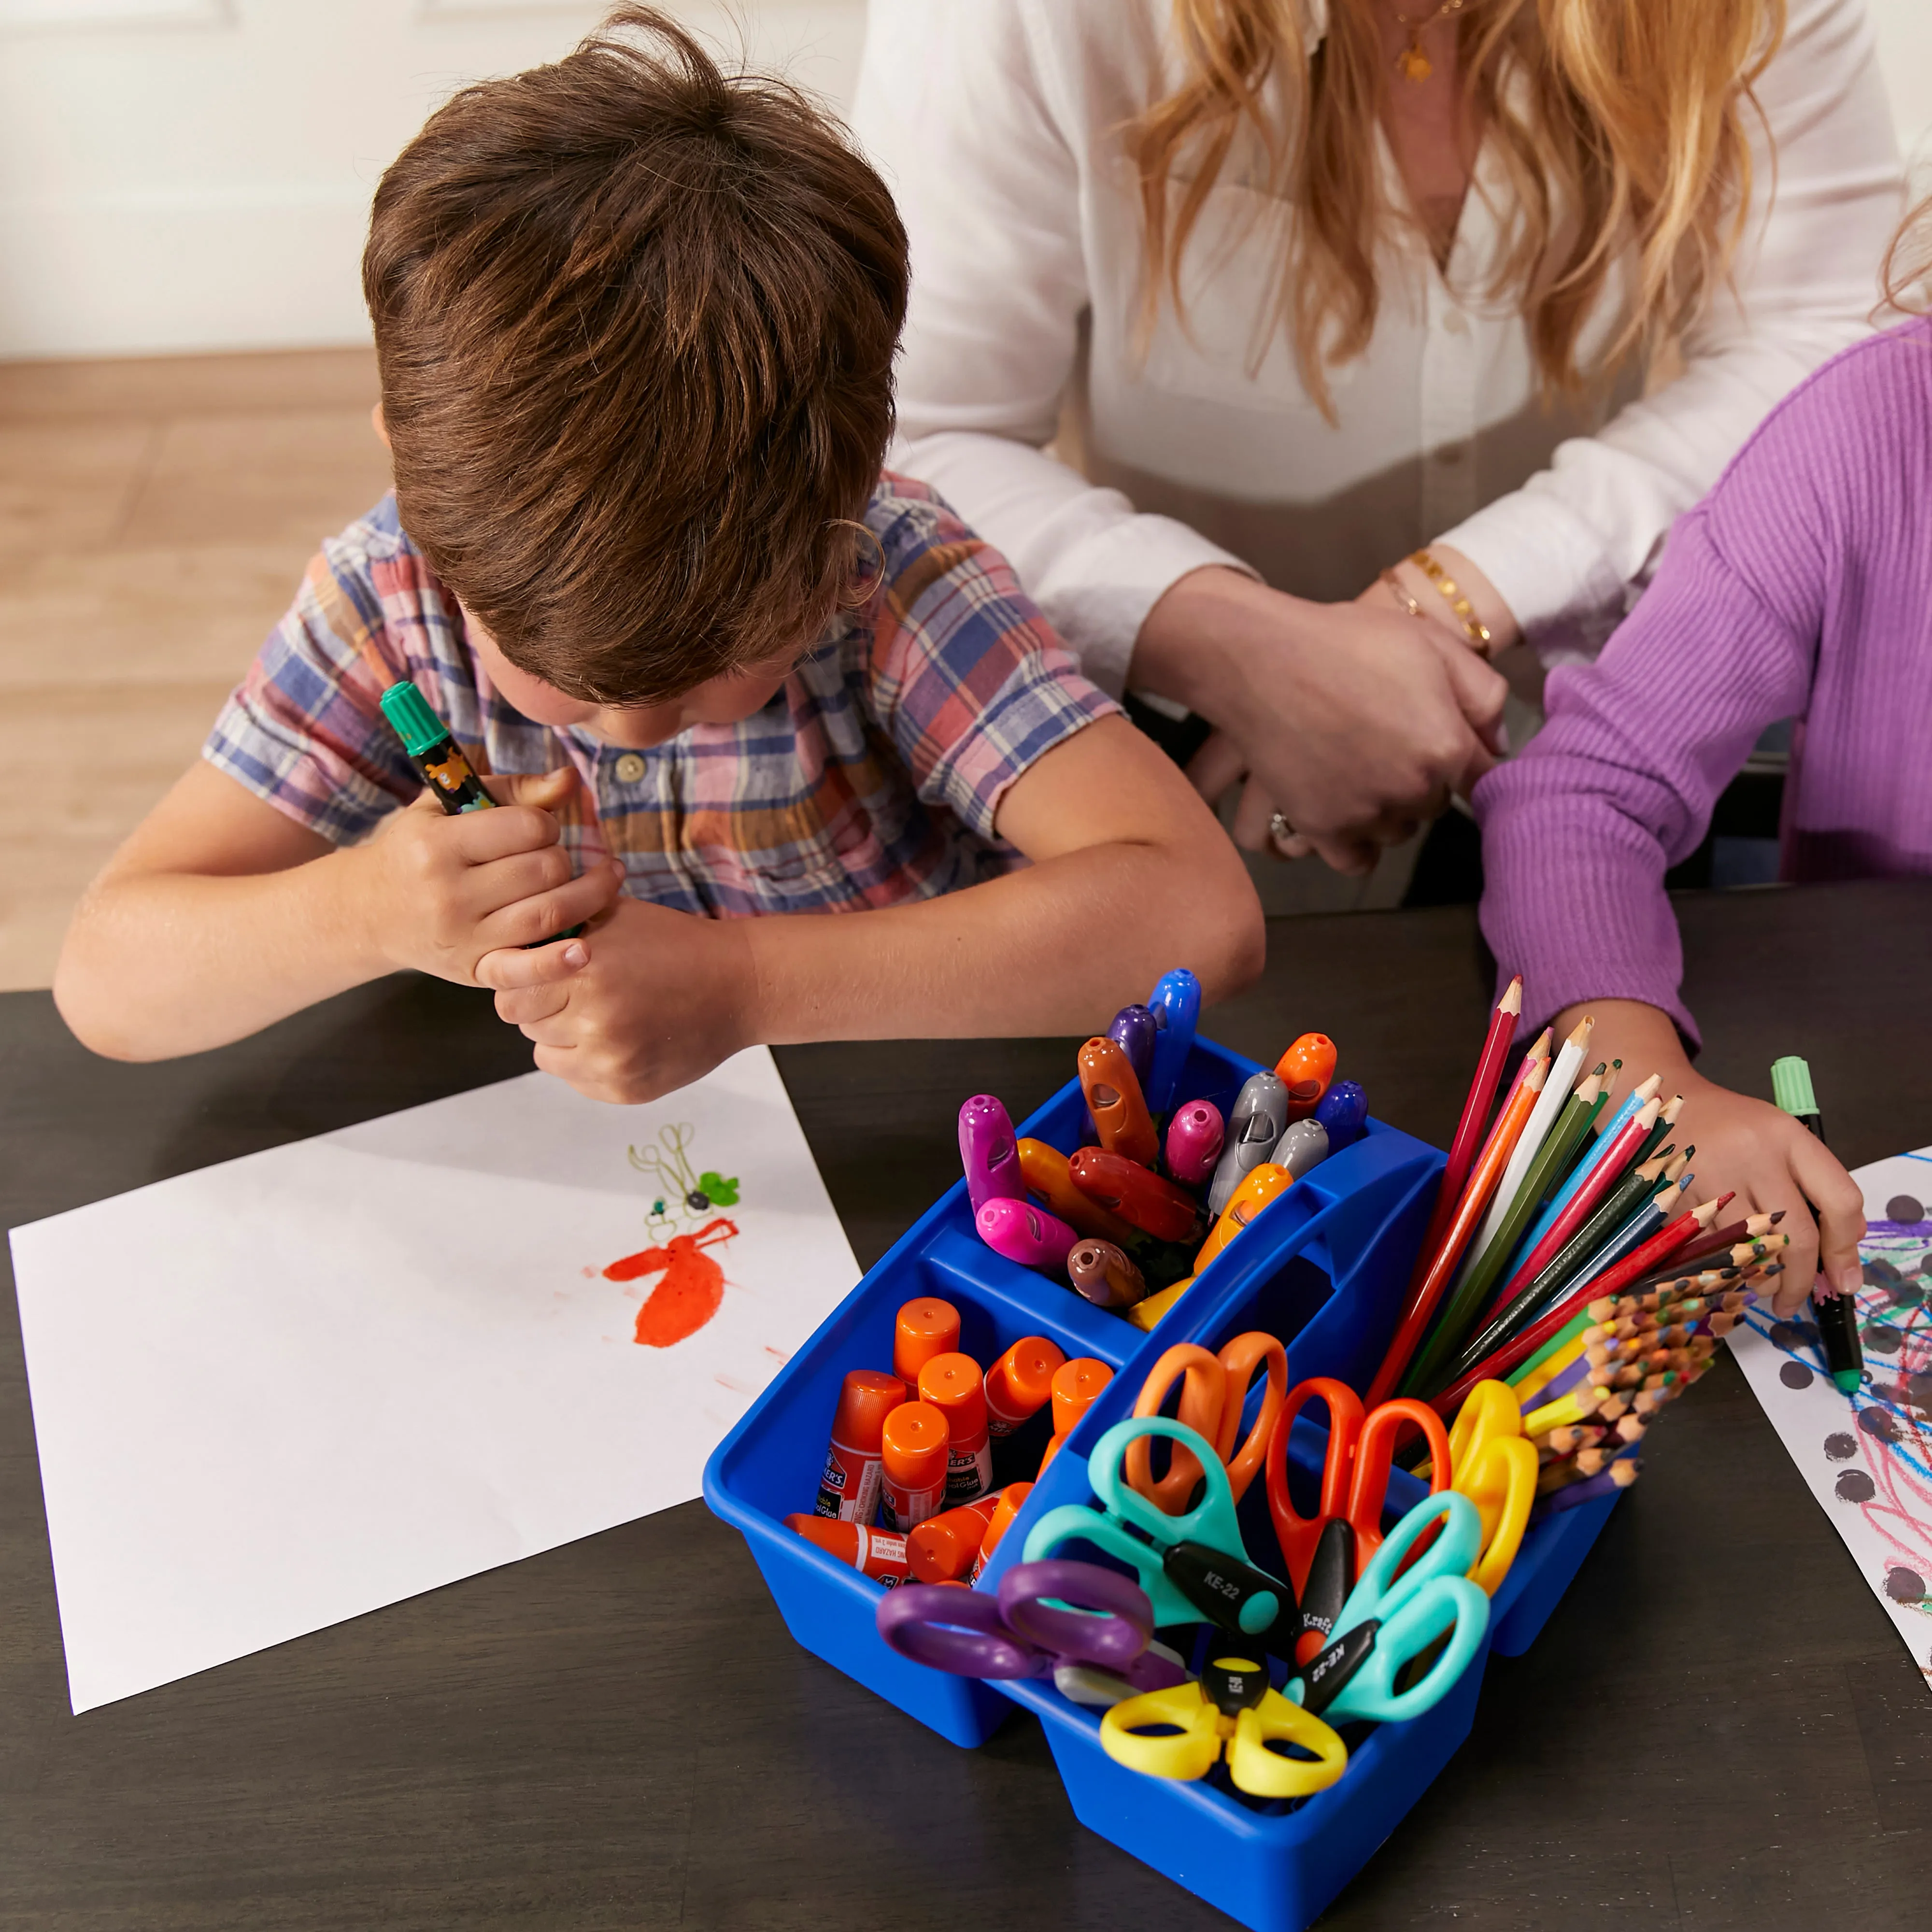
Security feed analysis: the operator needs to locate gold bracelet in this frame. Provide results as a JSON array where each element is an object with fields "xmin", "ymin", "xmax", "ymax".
[
  {"xmin": 1380, "ymin": 568, "xmax": 1427, "ymax": 621},
  {"xmin": 1409, "ymin": 548, "xmax": 1492, "ymax": 651}
]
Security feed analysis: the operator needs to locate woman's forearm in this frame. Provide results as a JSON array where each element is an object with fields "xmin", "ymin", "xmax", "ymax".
[
  {"xmin": 742, "ymin": 836, "xmax": 1264, "ymax": 1047},
  {"xmin": 55, "ymin": 852, "xmax": 387, "ymax": 1061}
]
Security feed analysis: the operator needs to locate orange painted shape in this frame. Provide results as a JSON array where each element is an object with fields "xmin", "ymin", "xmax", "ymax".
[{"xmin": 602, "ymin": 1216, "xmax": 740, "ymax": 1349}]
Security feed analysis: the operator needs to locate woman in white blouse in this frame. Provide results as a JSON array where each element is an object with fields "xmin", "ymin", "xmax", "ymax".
[{"xmin": 854, "ymin": 0, "xmax": 1902, "ymax": 881}]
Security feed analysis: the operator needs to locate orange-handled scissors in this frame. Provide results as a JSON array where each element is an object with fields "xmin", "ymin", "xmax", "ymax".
[
  {"xmin": 1264, "ymin": 1377, "xmax": 1451, "ymax": 1665},
  {"xmin": 1125, "ymin": 1333, "xmax": 1288, "ymax": 1514}
]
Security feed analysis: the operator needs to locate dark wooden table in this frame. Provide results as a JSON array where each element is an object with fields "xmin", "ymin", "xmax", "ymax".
[{"xmin": 4, "ymin": 881, "xmax": 1929, "ymax": 1931}]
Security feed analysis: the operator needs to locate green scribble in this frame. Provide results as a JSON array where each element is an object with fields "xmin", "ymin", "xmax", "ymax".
[{"xmin": 698, "ymin": 1171, "xmax": 740, "ymax": 1207}]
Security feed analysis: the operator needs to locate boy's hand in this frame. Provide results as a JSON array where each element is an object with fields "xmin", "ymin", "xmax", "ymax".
[
  {"xmin": 1560, "ymin": 1000, "xmax": 1866, "ymax": 1318},
  {"xmin": 349, "ymin": 767, "xmax": 623, "ymax": 986},
  {"xmin": 478, "ymin": 896, "xmax": 758, "ymax": 1104}
]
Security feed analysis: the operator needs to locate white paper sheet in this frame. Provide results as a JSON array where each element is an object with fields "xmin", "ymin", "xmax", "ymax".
[
  {"xmin": 9, "ymin": 1049, "xmax": 858, "ymax": 1713},
  {"xmin": 1727, "ymin": 1147, "xmax": 1932, "ymax": 1687}
]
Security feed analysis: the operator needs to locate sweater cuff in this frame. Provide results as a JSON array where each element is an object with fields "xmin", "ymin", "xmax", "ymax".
[
  {"xmin": 1034, "ymin": 515, "xmax": 1259, "ymax": 702},
  {"xmin": 1435, "ymin": 487, "xmax": 1630, "ymax": 652}
]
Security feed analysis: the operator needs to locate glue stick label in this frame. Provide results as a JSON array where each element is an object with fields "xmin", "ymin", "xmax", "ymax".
[
  {"xmin": 944, "ymin": 1436, "xmax": 994, "ymax": 1508},
  {"xmin": 883, "ymin": 1470, "xmax": 947, "ymax": 1534},
  {"xmin": 815, "ymin": 1433, "xmax": 883, "ymax": 1524}
]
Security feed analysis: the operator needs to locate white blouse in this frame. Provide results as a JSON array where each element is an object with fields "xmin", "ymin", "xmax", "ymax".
[{"xmin": 853, "ymin": 0, "xmax": 1904, "ymax": 696}]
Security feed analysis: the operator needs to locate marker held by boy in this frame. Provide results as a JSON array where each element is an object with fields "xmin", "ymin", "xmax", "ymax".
[{"xmin": 1771, "ymin": 1055, "xmax": 1863, "ymax": 1394}]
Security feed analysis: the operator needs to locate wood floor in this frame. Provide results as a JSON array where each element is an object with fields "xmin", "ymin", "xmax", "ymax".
[{"xmin": 0, "ymin": 348, "xmax": 393, "ymax": 990}]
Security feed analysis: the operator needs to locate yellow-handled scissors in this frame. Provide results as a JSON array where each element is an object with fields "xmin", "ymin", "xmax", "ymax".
[
  {"xmin": 1442, "ymin": 1380, "xmax": 1536, "ymax": 1596},
  {"xmin": 1102, "ymin": 1653, "xmax": 1349, "ymax": 1800}
]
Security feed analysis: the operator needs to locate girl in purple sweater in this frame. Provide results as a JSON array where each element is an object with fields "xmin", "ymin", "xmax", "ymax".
[{"xmin": 1477, "ymin": 202, "xmax": 1931, "ymax": 1317}]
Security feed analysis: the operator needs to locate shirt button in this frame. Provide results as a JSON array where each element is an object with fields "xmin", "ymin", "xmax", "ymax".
[
  {"xmin": 613, "ymin": 753, "xmax": 647, "ymax": 784},
  {"xmin": 1441, "ymin": 309, "xmax": 1469, "ymax": 336}
]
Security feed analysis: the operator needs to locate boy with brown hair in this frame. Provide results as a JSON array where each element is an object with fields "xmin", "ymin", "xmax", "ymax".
[{"xmin": 56, "ymin": 9, "xmax": 1261, "ymax": 1102}]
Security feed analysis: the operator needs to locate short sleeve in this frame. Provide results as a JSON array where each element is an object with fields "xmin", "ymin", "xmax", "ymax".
[
  {"xmin": 203, "ymin": 534, "xmax": 423, "ymax": 846},
  {"xmin": 863, "ymin": 478, "xmax": 1121, "ymax": 839}
]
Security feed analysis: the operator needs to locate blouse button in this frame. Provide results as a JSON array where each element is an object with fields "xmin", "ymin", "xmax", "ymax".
[
  {"xmin": 1442, "ymin": 308, "xmax": 1470, "ymax": 336},
  {"xmin": 613, "ymin": 753, "xmax": 647, "ymax": 784}
]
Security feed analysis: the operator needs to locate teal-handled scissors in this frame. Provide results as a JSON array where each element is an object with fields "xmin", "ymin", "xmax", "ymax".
[
  {"xmin": 1022, "ymin": 1416, "xmax": 1293, "ymax": 1638},
  {"xmin": 1287, "ymin": 1489, "xmax": 1489, "ymax": 1727}
]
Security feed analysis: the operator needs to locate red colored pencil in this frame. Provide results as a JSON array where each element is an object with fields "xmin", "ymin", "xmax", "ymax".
[
  {"xmin": 1367, "ymin": 1055, "xmax": 1546, "ymax": 1406},
  {"xmin": 1427, "ymin": 1193, "xmax": 1727, "ymax": 1415}
]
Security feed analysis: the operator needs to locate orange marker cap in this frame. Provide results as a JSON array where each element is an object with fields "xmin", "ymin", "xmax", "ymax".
[
  {"xmin": 985, "ymin": 1335, "xmax": 1066, "ymax": 1427},
  {"xmin": 1051, "ymin": 1357, "xmax": 1114, "ymax": 1438},
  {"xmin": 907, "ymin": 1496, "xmax": 1001, "ymax": 1583},
  {"xmin": 830, "ymin": 1369, "xmax": 906, "ymax": 1452},
  {"xmin": 1275, "ymin": 1033, "xmax": 1337, "ymax": 1120},
  {"xmin": 894, "ymin": 1298, "xmax": 961, "ymax": 1387},
  {"xmin": 918, "ymin": 1351, "xmax": 989, "ymax": 1440},
  {"xmin": 881, "ymin": 1400, "xmax": 950, "ymax": 1491}
]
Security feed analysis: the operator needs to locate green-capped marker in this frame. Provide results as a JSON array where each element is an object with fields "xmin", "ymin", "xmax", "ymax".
[{"xmin": 1771, "ymin": 1055, "xmax": 1861, "ymax": 1394}]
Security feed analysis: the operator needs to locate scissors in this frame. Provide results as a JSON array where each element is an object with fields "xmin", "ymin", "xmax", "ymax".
[
  {"xmin": 876, "ymin": 1558, "xmax": 1189, "ymax": 1709},
  {"xmin": 1265, "ymin": 1378, "xmax": 1452, "ymax": 1665},
  {"xmin": 1287, "ymin": 1489, "xmax": 1490, "ymax": 1728},
  {"xmin": 1126, "ymin": 1333, "xmax": 1288, "ymax": 1512},
  {"xmin": 1102, "ymin": 1652, "xmax": 1350, "ymax": 1800},
  {"xmin": 1440, "ymin": 1380, "xmax": 1538, "ymax": 1595},
  {"xmin": 1024, "ymin": 1417, "xmax": 1293, "ymax": 1639}
]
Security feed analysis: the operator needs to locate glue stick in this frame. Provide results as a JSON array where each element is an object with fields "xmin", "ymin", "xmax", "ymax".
[
  {"xmin": 881, "ymin": 1401, "xmax": 951, "ymax": 1532},
  {"xmin": 907, "ymin": 1495, "xmax": 1001, "ymax": 1583},
  {"xmin": 784, "ymin": 1513, "xmax": 911, "ymax": 1586},
  {"xmin": 894, "ymin": 1298, "xmax": 961, "ymax": 1388},
  {"xmin": 919, "ymin": 1351, "xmax": 994, "ymax": 1505},
  {"xmin": 968, "ymin": 1481, "xmax": 1035, "ymax": 1583},
  {"xmin": 1038, "ymin": 1357, "xmax": 1113, "ymax": 1474},
  {"xmin": 813, "ymin": 1369, "xmax": 906, "ymax": 1523},
  {"xmin": 984, "ymin": 1336, "xmax": 1066, "ymax": 1438}
]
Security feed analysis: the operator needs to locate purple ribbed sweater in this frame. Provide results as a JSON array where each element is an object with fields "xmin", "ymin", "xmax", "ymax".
[{"xmin": 1477, "ymin": 316, "xmax": 1932, "ymax": 1048}]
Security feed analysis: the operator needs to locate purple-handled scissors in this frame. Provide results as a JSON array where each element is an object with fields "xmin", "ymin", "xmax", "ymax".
[{"xmin": 876, "ymin": 1558, "xmax": 1189, "ymax": 1708}]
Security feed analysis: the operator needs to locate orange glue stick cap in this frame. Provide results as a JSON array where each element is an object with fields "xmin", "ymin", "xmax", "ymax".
[
  {"xmin": 894, "ymin": 1297, "xmax": 961, "ymax": 1387},
  {"xmin": 969, "ymin": 1481, "xmax": 1035, "ymax": 1583},
  {"xmin": 784, "ymin": 1514, "xmax": 912, "ymax": 1585},
  {"xmin": 1051, "ymin": 1357, "xmax": 1114, "ymax": 1439},
  {"xmin": 881, "ymin": 1401, "xmax": 952, "ymax": 1531},
  {"xmin": 907, "ymin": 1496, "xmax": 1001, "ymax": 1583},
  {"xmin": 985, "ymin": 1335, "xmax": 1067, "ymax": 1435},
  {"xmin": 919, "ymin": 1350, "xmax": 994, "ymax": 1504}
]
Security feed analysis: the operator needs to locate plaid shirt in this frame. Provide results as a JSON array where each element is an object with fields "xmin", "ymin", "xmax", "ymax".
[{"xmin": 206, "ymin": 475, "xmax": 1117, "ymax": 916}]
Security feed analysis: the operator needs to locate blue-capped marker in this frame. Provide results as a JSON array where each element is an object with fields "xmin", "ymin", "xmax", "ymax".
[
  {"xmin": 1146, "ymin": 968, "xmax": 1201, "ymax": 1116},
  {"xmin": 1313, "ymin": 1080, "xmax": 1369, "ymax": 1151}
]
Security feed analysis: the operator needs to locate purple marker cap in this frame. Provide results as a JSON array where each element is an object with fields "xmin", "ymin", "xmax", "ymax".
[
  {"xmin": 1107, "ymin": 1005, "xmax": 1158, "ymax": 1091},
  {"xmin": 1165, "ymin": 1099, "xmax": 1225, "ymax": 1188},
  {"xmin": 1313, "ymin": 1080, "xmax": 1368, "ymax": 1151},
  {"xmin": 958, "ymin": 1094, "xmax": 1022, "ymax": 1216},
  {"xmin": 976, "ymin": 1196, "xmax": 1078, "ymax": 1274}
]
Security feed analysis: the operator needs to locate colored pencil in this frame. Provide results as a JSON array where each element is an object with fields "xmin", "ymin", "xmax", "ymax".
[
  {"xmin": 1460, "ymin": 1016, "xmax": 1591, "ymax": 1274},
  {"xmin": 1528, "ymin": 1457, "xmax": 1640, "ymax": 1521},
  {"xmin": 1409, "ymin": 977, "xmax": 1523, "ymax": 1276},
  {"xmin": 1490, "ymin": 1147, "xmax": 1676, "ymax": 1332},
  {"xmin": 1365, "ymin": 1054, "xmax": 1548, "ymax": 1406},
  {"xmin": 1509, "ymin": 1074, "xmax": 1662, "ymax": 1264}
]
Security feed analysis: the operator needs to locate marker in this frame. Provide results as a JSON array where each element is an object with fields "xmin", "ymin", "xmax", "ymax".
[
  {"xmin": 918, "ymin": 1351, "xmax": 994, "ymax": 1504},
  {"xmin": 379, "ymin": 678, "xmax": 583, "ymax": 939},
  {"xmin": 1165, "ymin": 1100, "xmax": 1225, "ymax": 1187},
  {"xmin": 1016, "ymin": 1138, "xmax": 1141, "ymax": 1247},
  {"xmin": 1195, "ymin": 1163, "xmax": 1292, "ymax": 1272},
  {"xmin": 894, "ymin": 1298, "xmax": 961, "ymax": 1389},
  {"xmin": 1107, "ymin": 1004, "xmax": 1158, "ymax": 1092},
  {"xmin": 1079, "ymin": 1036, "xmax": 1160, "ymax": 1169},
  {"xmin": 1274, "ymin": 1034, "xmax": 1337, "ymax": 1122},
  {"xmin": 1146, "ymin": 968, "xmax": 1201, "ymax": 1115},
  {"xmin": 785, "ymin": 1514, "xmax": 912, "ymax": 1585},
  {"xmin": 1067, "ymin": 1238, "xmax": 1149, "ymax": 1309},
  {"xmin": 1208, "ymin": 1070, "xmax": 1290, "ymax": 1216},
  {"xmin": 957, "ymin": 1094, "xmax": 1022, "ymax": 1216},
  {"xmin": 881, "ymin": 1402, "xmax": 952, "ymax": 1531},
  {"xmin": 968, "ymin": 1481, "xmax": 1034, "ymax": 1583},
  {"xmin": 1312, "ymin": 1080, "xmax": 1367, "ymax": 1151},
  {"xmin": 1068, "ymin": 1148, "xmax": 1202, "ymax": 1244},
  {"xmin": 1127, "ymin": 1274, "xmax": 1194, "ymax": 1333},
  {"xmin": 813, "ymin": 1368, "xmax": 906, "ymax": 1523},
  {"xmin": 1772, "ymin": 1055, "xmax": 1864, "ymax": 1394},
  {"xmin": 1272, "ymin": 1118, "xmax": 1330, "ymax": 1179},
  {"xmin": 976, "ymin": 1196, "xmax": 1078, "ymax": 1273},
  {"xmin": 984, "ymin": 1336, "xmax": 1066, "ymax": 1437},
  {"xmin": 907, "ymin": 1495, "xmax": 1001, "ymax": 1584}
]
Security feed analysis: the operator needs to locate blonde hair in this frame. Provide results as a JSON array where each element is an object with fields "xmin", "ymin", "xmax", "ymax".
[
  {"xmin": 1882, "ymin": 190, "xmax": 1932, "ymax": 315},
  {"xmin": 1128, "ymin": 0, "xmax": 1785, "ymax": 417}
]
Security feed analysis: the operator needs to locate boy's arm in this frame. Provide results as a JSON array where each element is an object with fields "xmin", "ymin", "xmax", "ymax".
[
  {"xmin": 482, "ymin": 714, "xmax": 1265, "ymax": 1101},
  {"xmin": 56, "ymin": 760, "xmax": 618, "ymax": 1060}
]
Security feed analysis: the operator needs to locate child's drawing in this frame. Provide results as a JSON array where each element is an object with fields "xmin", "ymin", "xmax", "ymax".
[
  {"xmin": 1728, "ymin": 1149, "xmax": 1932, "ymax": 1686},
  {"xmin": 626, "ymin": 1122, "xmax": 742, "ymax": 1237},
  {"xmin": 606, "ymin": 1124, "xmax": 746, "ymax": 1345}
]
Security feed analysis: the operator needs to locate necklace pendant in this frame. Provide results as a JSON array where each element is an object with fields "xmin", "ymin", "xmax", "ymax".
[{"xmin": 1399, "ymin": 43, "xmax": 1433, "ymax": 82}]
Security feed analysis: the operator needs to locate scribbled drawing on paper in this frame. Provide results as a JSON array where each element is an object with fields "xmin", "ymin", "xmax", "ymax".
[
  {"xmin": 602, "ymin": 1216, "xmax": 741, "ymax": 1349},
  {"xmin": 626, "ymin": 1122, "xmax": 742, "ymax": 1237},
  {"xmin": 1729, "ymin": 1150, "xmax": 1932, "ymax": 1686}
]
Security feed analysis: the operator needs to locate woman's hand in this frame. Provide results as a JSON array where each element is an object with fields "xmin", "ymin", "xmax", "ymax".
[
  {"xmin": 1559, "ymin": 1000, "xmax": 1866, "ymax": 1318},
  {"xmin": 1133, "ymin": 566, "xmax": 1509, "ymax": 874}
]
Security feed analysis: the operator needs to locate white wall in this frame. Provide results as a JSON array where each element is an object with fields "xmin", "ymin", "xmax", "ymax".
[
  {"xmin": 0, "ymin": 0, "xmax": 1925, "ymax": 361},
  {"xmin": 0, "ymin": 0, "xmax": 865, "ymax": 359}
]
